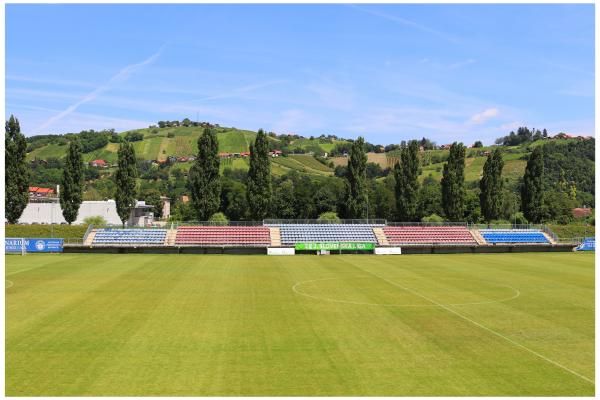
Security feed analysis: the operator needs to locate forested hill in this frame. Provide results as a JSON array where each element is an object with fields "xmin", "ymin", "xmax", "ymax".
[{"xmin": 24, "ymin": 123, "xmax": 594, "ymax": 224}]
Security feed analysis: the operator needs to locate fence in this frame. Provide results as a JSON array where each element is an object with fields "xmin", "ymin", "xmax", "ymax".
[{"xmin": 263, "ymin": 219, "xmax": 387, "ymax": 225}]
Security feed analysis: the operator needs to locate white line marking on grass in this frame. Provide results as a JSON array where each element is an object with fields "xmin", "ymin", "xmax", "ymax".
[
  {"xmin": 350, "ymin": 264, "xmax": 595, "ymax": 386},
  {"xmin": 293, "ymin": 277, "xmax": 520, "ymax": 308},
  {"xmin": 6, "ymin": 280, "xmax": 13, "ymax": 289},
  {"xmin": 6, "ymin": 264, "xmax": 52, "ymax": 277}
]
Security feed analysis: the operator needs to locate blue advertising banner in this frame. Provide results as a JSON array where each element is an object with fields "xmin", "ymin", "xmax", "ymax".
[
  {"xmin": 576, "ymin": 237, "xmax": 595, "ymax": 251},
  {"xmin": 6, "ymin": 238, "xmax": 64, "ymax": 253}
]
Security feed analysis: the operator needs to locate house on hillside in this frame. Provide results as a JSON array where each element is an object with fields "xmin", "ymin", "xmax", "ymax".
[
  {"xmin": 268, "ymin": 150, "xmax": 282, "ymax": 157},
  {"xmin": 573, "ymin": 208, "xmax": 592, "ymax": 219},
  {"xmin": 439, "ymin": 144, "xmax": 452, "ymax": 150},
  {"xmin": 219, "ymin": 152, "xmax": 232, "ymax": 158},
  {"xmin": 28, "ymin": 186, "xmax": 55, "ymax": 198},
  {"xmin": 240, "ymin": 152, "xmax": 250, "ymax": 157},
  {"xmin": 90, "ymin": 159, "xmax": 108, "ymax": 168}
]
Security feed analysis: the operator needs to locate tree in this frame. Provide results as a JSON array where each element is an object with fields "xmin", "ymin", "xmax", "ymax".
[
  {"xmin": 479, "ymin": 148, "xmax": 504, "ymax": 222},
  {"xmin": 208, "ymin": 212, "xmax": 229, "ymax": 223},
  {"xmin": 473, "ymin": 141, "xmax": 483, "ymax": 148},
  {"xmin": 5, "ymin": 115, "xmax": 30, "ymax": 224},
  {"xmin": 441, "ymin": 142, "xmax": 466, "ymax": 221},
  {"xmin": 394, "ymin": 140, "xmax": 421, "ymax": 221},
  {"xmin": 345, "ymin": 136, "xmax": 368, "ymax": 218},
  {"xmin": 188, "ymin": 128, "xmax": 221, "ymax": 220},
  {"xmin": 221, "ymin": 178, "xmax": 248, "ymax": 221},
  {"xmin": 246, "ymin": 129, "xmax": 271, "ymax": 219},
  {"xmin": 115, "ymin": 141, "xmax": 138, "ymax": 226},
  {"xmin": 417, "ymin": 174, "xmax": 443, "ymax": 218},
  {"xmin": 521, "ymin": 147, "xmax": 545, "ymax": 223},
  {"xmin": 83, "ymin": 215, "xmax": 107, "ymax": 226},
  {"xmin": 273, "ymin": 179, "xmax": 296, "ymax": 219},
  {"xmin": 60, "ymin": 139, "xmax": 84, "ymax": 224},
  {"xmin": 141, "ymin": 189, "xmax": 163, "ymax": 218},
  {"xmin": 317, "ymin": 211, "xmax": 341, "ymax": 222}
]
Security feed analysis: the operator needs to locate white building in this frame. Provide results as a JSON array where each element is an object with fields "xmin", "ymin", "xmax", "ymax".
[{"xmin": 17, "ymin": 200, "xmax": 154, "ymax": 226}]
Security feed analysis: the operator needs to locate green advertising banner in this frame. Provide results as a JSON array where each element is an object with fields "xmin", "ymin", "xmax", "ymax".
[{"xmin": 295, "ymin": 242, "xmax": 375, "ymax": 251}]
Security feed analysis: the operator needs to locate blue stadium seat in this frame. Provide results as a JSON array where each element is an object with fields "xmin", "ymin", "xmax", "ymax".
[
  {"xmin": 265, "ymin": 224, "xmax": 383, "ymax": 245},
  {"xmin": 92, "ymin": 228, "xmax": 167, "ymax": 245},
  {"xmin": 479, "ymin": 229, "xmax": 550, "ymax": 244}
]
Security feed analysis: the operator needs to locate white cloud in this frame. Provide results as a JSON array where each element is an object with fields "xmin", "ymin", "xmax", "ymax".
[
  {"xmin": 448, "ymin": 59, "xmax": 476, "ymax": 69},
  {"xmin": 467, "ymin": 108, "xmax": 500, "ymax": 125},
  {"xmin": 33, "ymin": 45, "xmax": 164, "ymax": 133}
]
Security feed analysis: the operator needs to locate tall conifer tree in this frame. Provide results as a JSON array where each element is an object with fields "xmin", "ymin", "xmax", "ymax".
[
  {"xmin": 521, "ymin": 147, "xmax": 545, "ymax": 223},
  {"xmin": 479, "ymin": 148, "xmax": 504, "ymax": 222},
  {"xmin": 246, "ymin": 129, "xmax": 271, "ymax": 220},
  {"xmin": 115, "ymin": 141, "xmax": 138, "ymax": 226},
  {"xmin": 441, "ymin": 142, "xmax": 466, "ymax": 221},
  {"xmin": 5, "ymin": 115, "xmax": 29, "ymax": 224},
  {"xmin": 394, "ymin": 140, "xmax": 421, "ymax": 221},
  {"xmin": 60, "ymin": 139, "xmax": 84, "ymax": 224},
  {"xmin": 346, "ymin": 137, "xmax": 368, "ymax": 218},
  {"xmin": 189, "ymin": 127, "xmax": 221, "ymax": 220}
]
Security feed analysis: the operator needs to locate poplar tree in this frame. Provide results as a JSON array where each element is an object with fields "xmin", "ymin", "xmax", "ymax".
[
  {"xmin": 479, "ymin": 148, "xmax": 504, "ymax": 222},
  {"xmin": 189, "ymin": 127, "xmax": 221, "ymax": 220},
  {"xmin": 115, "ymin": 141, "xmax": 138, "ymax": 226},
  {"xmin": 394, "ymin": 140, "xmax": 421, "ymax": 221},
  {"xmin": 441, "ymin": 142, "xmax": 466, "ymax": 221},
  {"xmin": 521, "ymin": 147, "xmax": 545, "ymax": 223},
  {"xmin": 346, "ymin": 137, "xmax": 368, "ymax": 219},
  {"xmin": 246, "ymin": 129, "xmax": 271, "ymax": 220},
  {"xmin": 60, "ymin": 139, "xmax": 84, "ymax": 224},
  {"xmin": 5, "ymin": 115, "xmax": 29, "ymax": 224}
]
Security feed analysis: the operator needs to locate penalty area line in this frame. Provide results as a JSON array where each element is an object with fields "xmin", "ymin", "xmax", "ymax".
[{"xmin": 350, "ymin": 263, "xmax": 595, "ymax": 386}]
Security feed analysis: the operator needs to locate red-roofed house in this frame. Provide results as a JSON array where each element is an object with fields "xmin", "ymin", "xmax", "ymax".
[
  {"xmin": 240, "ymin": 151, "xmax": 250, "ymax": 157},
  {"xmin": 90, "ymin": 159, "xmax": 108, "ymax": 168},
  {"xmin": 28, "ymin": 186, "xmax": 55, "ymax": 198},
  {"xmin": 572, "ymin": 208, "xmax": 592, "ymax": 219}
]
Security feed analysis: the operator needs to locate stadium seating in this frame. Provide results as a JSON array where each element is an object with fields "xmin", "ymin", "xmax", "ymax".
[
  {"xmin": 92, "ymin": 228, "xmax": 167, "ymax": 245},
  {"xmin": 479, "ymin": 229, "xmax": 550, "ymax": 244},
  {"xmin": 266, "ymin": 224, "xmax": 382, "ymax": 245},
  {"xmin": 175, "ymin": 226, "xmax": 271, "ymax": 246},
  {"xmin": 383, "ymin": 226, "xmax": 477, "ymax": 245}
]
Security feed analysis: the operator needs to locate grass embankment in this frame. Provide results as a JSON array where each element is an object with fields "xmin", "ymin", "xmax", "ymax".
[
  {"xmin": 5, "ymin": 224, "xmax": 88, "ymax": 240},
  {"xmin": 547, "ymin": 224, "xmax": 595, "ymax": 240}
]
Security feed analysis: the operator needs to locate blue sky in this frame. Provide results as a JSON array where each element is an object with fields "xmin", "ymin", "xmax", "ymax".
[{"xmin": 5, "ymin": 4, "xmax": 594, "ymax": 144}]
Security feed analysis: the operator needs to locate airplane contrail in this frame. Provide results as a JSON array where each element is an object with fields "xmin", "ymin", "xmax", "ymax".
[{"xmin": 35, "ymin": 45, "xmax": 164, "ymax": 133}]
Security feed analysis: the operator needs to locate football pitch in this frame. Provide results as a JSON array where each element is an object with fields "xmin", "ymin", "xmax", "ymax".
[{"xmin": 6, "ymin": 252, "xmax": 595, "ymax": 396}]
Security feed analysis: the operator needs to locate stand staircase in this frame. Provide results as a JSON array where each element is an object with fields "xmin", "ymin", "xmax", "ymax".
[
  {"xmin": 83, "ymin": 230, "xmax": 96, "ymax": 246},
  {"xmin": 372, "ymin": 227, "xmax": 389, "ymax": 246},
  {"xmin": 469, "ymin": 229, "xmax": 487, "ymax": 245},
  {"xmin": 269, "ymin": 227, "xmax": 282, "ymax": 247},
  {"xmin": 165, "ymin": 229, "xmax": 177, "ymax": 246}
]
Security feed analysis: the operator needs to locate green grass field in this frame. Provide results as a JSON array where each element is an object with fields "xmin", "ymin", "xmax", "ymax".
[{"xmin": 6, "ymin": 253, "xmax": 594, "ymax": 396}]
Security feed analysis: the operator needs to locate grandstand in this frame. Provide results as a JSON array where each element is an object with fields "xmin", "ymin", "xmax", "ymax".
[{"xmin": 70, "ymin": 222, "xmax": 570, "ymax": 253}]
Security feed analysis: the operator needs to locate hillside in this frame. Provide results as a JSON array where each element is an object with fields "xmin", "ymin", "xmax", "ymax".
[{"xmin": 26, "ymin": 126, "xmax": 350, "ymax": 165}]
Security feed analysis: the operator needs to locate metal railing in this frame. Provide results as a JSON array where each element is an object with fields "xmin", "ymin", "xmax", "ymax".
[
  {"xmin": 264, "ymin": 219, "xmax": 387, "ymax": 225},
  {"xmin": 388, "ymin": 221, "xmax": 468, "ymax": 227},
  {"xmin": 173, "ymin": 220, "xmax": 263, "ymax": 227}
]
